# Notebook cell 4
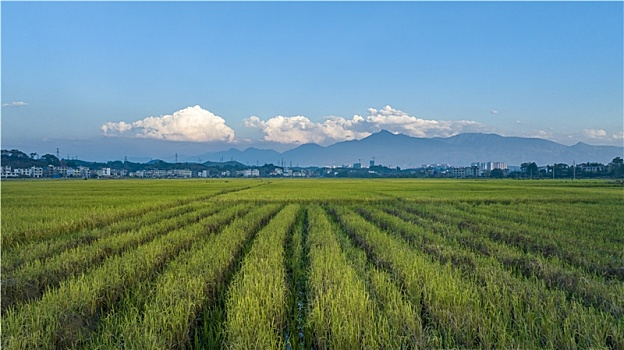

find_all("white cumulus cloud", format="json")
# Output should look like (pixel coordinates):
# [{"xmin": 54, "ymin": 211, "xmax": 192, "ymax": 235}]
[
  {"xmin": 2, "ymin": 101, "xmax": 28, "ymax": 107},
  {"xmin": 102, "ymin": 105, "xmax": 235, "ymax": 142},
  {"xmin": 245, "ymin": 105, "xmax": 489, "ymax": 144},
  {"xmin": 365, "ymin": 105, "xmax": 487, "ymax": 138},
  {"xmin": 244, "ymin": 114, "xmax": 370, "ymax": 144}
]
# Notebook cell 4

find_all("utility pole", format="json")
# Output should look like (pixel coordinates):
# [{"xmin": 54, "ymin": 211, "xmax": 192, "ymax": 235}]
[{"xmin": 573, "ymin": 161, "xmax": 576, "ymax": 180}]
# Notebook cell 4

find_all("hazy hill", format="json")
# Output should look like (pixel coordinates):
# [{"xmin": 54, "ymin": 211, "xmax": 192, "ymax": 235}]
[{"xmin": 194, "ymin": 131, "xmax": 623, "ymax": 168}]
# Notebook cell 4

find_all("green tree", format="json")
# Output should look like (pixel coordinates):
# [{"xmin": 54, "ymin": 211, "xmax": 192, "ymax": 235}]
[
  {"xmin": 40, "ymin": 154, "xmax": 60, "ymax": 166},
  {"xmin": 490, "ymin": 168, "xmax": 505, "ymax": 178},
  {"xmin": 521, "ymin": 162, "xmax": 539, "ymax": 179},
  {"xmin": 8, "ymin": 149, "xmax": 29, "ymax": 159},
  {"xmin": 609, "ymin": 157, "xmax": 623, "ymax": 178}
]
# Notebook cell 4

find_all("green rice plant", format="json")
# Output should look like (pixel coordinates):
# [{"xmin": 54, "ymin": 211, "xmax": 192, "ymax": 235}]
[
  {"xmin": 330, "ymin": 205, "xmax": 509, "ymax": 348},
  {"xmin": 1, "ymin": 179, "xmax": 259, "ymax": 248},
  {"xmin": 1, "ymin": 210, "xmax": 232, "ymax": 349},
  {"xmin": 388, "ymin": 201, "xmax": 624, "ymax": 319},
  {"xmin": 1, "ymin": 200, "xmax": 204, "ymax": 273},
  {"xmin": 412, "ymin": 200, "xmax": 624, "ymax": 280},
  {"xmin": 465, "ymin": 202, "xmax": 624, "ymax": 280},
  {"xmin": 306, "ymin": 206, "xmax": 381, "ymax": 349},
  {"xmin": 333, "ymin": 217, "xmax": 423, "ymax": 348},
  {"xmin": 89, "ymin": 204, "xmax": 281, "ymax": 349},
  {"xmin": 2, "ymin": 178, "xmax": 622, "ymax": 349},
  {"xmin": 361, "ymin": 204, "xmax": 624, "ymax": 348},
  {"xmin": 2, "ymin": 202, "xmax": 250, "ymax": 313},
  {"xmin": 284, "ymin": 208, "xmax": 310, "ymax": 350},
  {"xmin": 224, "ymin": 204, "xmax": 300, "ymax": 349}
]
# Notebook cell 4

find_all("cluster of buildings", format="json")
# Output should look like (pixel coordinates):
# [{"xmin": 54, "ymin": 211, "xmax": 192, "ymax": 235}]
[
  {"xmin": 1, "ymin": 166, "xmax": 45, "ymax": 178},
  {"xmin": 3, "ymin": 159, "xmax": 612, "ymax": 180},
  {"xmin": 420, "ymin": 161, "xmax": 508, "ymax": 178},
  {"xmin": 1, "ymin": 164, "xmax": 310, "ymax": 179},
  {"xmin": 2, "ymin": 165, "xmax": 115, "ymax": 179}
]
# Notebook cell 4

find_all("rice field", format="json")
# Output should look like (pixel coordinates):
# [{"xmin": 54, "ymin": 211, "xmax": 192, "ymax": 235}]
[{"xmin": 1, "ymin": 179, "xmax": 623, "ymax": 349}]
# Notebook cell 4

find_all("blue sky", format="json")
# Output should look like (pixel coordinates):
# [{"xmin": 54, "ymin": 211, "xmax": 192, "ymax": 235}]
[{"xmin": 2, "ymin": 1, "xmax": 622, "ymax": 161}]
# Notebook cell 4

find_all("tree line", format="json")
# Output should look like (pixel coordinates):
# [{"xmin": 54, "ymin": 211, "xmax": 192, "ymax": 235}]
[{"xmin": 517, "ymin": 157, "xmax": 623, "ymax": 179}]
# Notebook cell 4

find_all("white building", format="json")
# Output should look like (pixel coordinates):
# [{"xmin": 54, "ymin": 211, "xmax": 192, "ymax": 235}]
[
  {"xmin": 1, "ymin": 166, "xmax": 44, "ymax": 178},
  {"xmin": 270, "ymin": 168, "xmax": 284, "ymax": 176},
  {"xmin": 241, "ymin": 169, "xmax": 260, "ymax": 177},
  {"xmin": 31, "ymin": 167, "xmax": 43, "ymax": 178},
  {"xmin": 111, "ymin": 169, "xmax": 127, "ymax": 177},
  {"xmin": 152, "ymin": 169, "xmax": 167, "ymax": 178},
  {"xmin": 473, "ymin": 162, "xmax": 507, "ymax": 171},
  {"xmin": 173, "ymin": 169, "xmax": 192, "ymax": 178},
  {"xmin": 292, "ymin": 171, "xmax": 305, "ymax": 177},
  {"xmin": 450, "ymin": 166, "xmax": 482, "ymax": 178},
  {"xmin": 581, "ymin": 165, "xmax": 604, "ymax": 173},
  {"xmin": 54, "ymin": 166, "xmax": 70, "ymax": 177},
  {"xmin": 2, "ymin": 166, "xmax": 16, "ymax": 178},
  {"xmin": 96, "ymin": 168, "xmax": 111, "ymax": 177}
]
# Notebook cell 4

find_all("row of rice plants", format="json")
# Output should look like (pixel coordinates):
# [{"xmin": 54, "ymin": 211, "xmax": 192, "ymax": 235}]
[
  {"xmin": 450, "ymin": 200, "xmax": 624, "ymax": 246},
  {"xmin": 2, "ymin": 199, "xmax": 205, "ymax": 273},
  {"xmin": 359, "ymin": 205, "xmax": 623, "ymax": 348},
  {"xmin": 330, "ymin": 205, "xmax": 508, "ymax": 348},
  {"xmin": 224, "ymin": 204, "xmax": 300, "ymax": 348},
  {"xmin": 427, "ymin": 202, "xmax": 624, "ymax": 319},
  {"xmin": 420, "ymin": 243, "xmax": 624, "ymax": 349},
  {"xmin": 85, "ymin": 203, "xmax": 282, "ymax": 349},
  {"xmin": 306, "ymin": 206, "xmax": 382, "ymax": 349},
  {"xmin": 399, "ymin": 200, "xmax": 624, "ymax": 311},
  {"xmin": 452, "ymin": 201, "xmax": 624, "ymax": 280},
  {"xmin": 1, "ymin": 205, "xmax": 244, "ymax": 349},
  {"xmin": 359, "ymin": 204, "xmax": 624, "ymax": 348},
  {"xmin": 331, "ymin": 211, "xmax": 423, "ymax": 348},
  {"xmin": 1, "ymin": 179, "xmax": 258, "ymax": 248},
  {"xmin": 284, "ymin": 208, "xmax": 309, "ymax": 349},
  {"xmin": 401, "ymin": 200, "xmax": 624, "ymax": 281},
  {"xmin": 463, "ymin": 199, "xmax": 623, "ymax": 241},
  {"xmin": 2, "ymin": 201, "xmax": 231, "ymax": 312},
  {"xmin": 2, "ymin": 196, "xmax": 178, "ymax": 248},
  {"xmin": 382, "ymin": 203, "xmax": 624, "ymax": 318}
]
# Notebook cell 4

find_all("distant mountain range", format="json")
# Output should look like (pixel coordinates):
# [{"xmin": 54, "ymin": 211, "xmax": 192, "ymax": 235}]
[{"xmin": 192, "ymin": 131, "xmax": 623, "ymax": 168}]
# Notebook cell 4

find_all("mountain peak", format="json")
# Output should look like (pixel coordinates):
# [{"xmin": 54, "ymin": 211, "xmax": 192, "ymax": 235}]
[{"xmin": 365, "ymin": 129, "xmax": 402, "ymax": 140}]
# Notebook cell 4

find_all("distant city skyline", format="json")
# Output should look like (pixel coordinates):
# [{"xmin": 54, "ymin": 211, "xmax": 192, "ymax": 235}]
[{"xmin": 2, "ymin": 1, "xmax": 622, "ymax": 162}]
